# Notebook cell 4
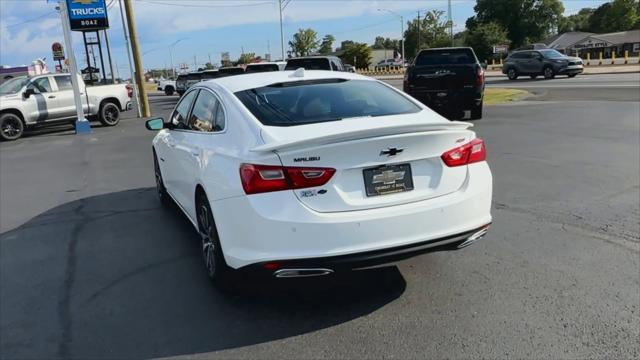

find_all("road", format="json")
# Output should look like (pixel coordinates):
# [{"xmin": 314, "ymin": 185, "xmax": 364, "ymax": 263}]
[{"xmin": 1, "ymin": 75, "xmax": 638, "ymax": 359}]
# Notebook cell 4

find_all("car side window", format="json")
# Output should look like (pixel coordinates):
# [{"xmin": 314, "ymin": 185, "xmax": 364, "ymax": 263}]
[
  {"xmin": 171, "ymin": 90, "xmax": 198, "ymax": 129},
  {"xmin": 27, "ymin": 77, "xmax": 52, "ymax": 93},
  {"xmin": 188, "ymin": 90, "xmax": 222, "ymax": 132},
  {"xmin": 329, "ymin": 60, "xmax": 337, "ymax": 71},
  {"xmin": 53, "ymin": 76, "xmax": 73, "ymax": 91}
]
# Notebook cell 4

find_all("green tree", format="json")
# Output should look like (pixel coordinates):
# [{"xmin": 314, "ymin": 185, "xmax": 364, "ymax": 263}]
[
  {"xmin": 337, "ymin": 40, "xmax": 354, "ymax": 51},
  {"xmin": 318, "ymin": 34, "xmax": 335, "ymax": 54},
  {"xmin": 339, "ymin": 42, "xmax": 372, "ymax": 68},
  {"xmin": 464, "ymin": 22, "xmax": 509, "ymax": 61},
  {"xmin": 371, "ymin": 36, "xmax": 386, "ymax": 49},
  {"xmin": 403, "ymin": 10, "xmax": 450, "ymax": 60},
  {"xmin": 559, "ymin": 8, "xmax": 595, "ymax": 33},
  {"xmin": 237, "ymin": 52, "xmax": 256, "ymax": 65},
  {"xmin": 468, "ymin": 0, "xmax": 564, "ymax": 49},
  {"xmin": 589, "ymin": 0, "xmax": 639, "ymax": 33},
  {"xmin": 289, "ymin": 28, "xmax": 320, "ymax": 57},
  {"xmin": 203, "ymin": 62, "xmax": 215, "ymax": 70}
]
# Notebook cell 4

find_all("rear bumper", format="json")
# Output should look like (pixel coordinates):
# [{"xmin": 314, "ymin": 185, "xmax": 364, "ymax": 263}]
[
  {"xmin": 407, "ymin": 88, "xmax": 483, "ymax": 108},
  {"xmin": 211, "ymin": 162, "xmax": 493, "ymax": 270},
  {"xmin": 239, "ymin": 223, "xmax": 491, "ymax": 276}
]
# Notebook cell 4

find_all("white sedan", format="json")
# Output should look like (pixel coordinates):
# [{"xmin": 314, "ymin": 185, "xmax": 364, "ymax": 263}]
[{"xmin": 146, "ymin": 69, "xmax": 492, "ymax": 285}]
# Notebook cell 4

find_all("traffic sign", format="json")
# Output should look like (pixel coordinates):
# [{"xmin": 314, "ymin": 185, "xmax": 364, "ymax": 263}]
[{"xmin": 66, "ymin": 0, "xmax": 109, "ymax": 31}]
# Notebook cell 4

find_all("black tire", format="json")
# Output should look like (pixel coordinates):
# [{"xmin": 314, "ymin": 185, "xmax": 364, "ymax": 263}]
[
  {"xmin": 0, "ymin": 113, "xmax": 24, "ymax": 141},
  {"xmin": 164, "ymin": 86, "xmax": 175, "ymax": 96},
  {"xmin": 543, "ymin": 66, "xmax": 555, "ymax": 79},
  {"xmin": 99, "ymin": 101, "xmax": 120, "ymax": 126},
  {"xmin": 568, "ymin": 73, "xmax": 577, "ymax": 78},
  {"xmin": 530, "ymin": 75, "xmax": 538, "ymax": 79},
  {"xmin": 507, "ymin": 67, "xmax": 518, "ymax": 80},
  {"xmin": 153, "ymin": 151, "xmax": 171, "ymax": 206},
  {"xmin": 196, "ymin": 192, "xmax": 232, "ymax": 287},
  {"xmin": 470, "ymin": 101, "xmax": 483, "ymax": 120}
]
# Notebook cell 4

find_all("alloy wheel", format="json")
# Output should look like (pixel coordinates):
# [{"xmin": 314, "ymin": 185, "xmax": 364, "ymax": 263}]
[
  {"xmin": 198, "ymin": 203, "xmax": 216, "ymax": 277},
  {"xmin": 103, "ymin": 104, "xmax": 119, "ymax": 125},
  {"xmin": 1, "ymin": 117, "xmax": 22, "ymax": 139}
]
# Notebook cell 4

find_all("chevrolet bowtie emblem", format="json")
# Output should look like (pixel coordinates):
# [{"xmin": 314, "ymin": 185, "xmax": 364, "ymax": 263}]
[
  {"xmin": 372, "ymin": 170, "xmax": 406, "ymax": 185},
  {"xmin": 380, "ymin": 147, "xmax": 404, "ymax": 156}
]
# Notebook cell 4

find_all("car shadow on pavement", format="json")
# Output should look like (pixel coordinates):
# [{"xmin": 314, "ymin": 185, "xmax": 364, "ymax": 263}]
[{"xmin": 0, "ymin": 187, "xmax": 406, "ymax": 359}]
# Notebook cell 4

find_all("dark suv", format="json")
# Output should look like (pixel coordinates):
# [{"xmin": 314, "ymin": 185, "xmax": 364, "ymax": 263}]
[
  {"xmin": 503, "ymin": 49, "xmax": 583, "ymax": 80},
  {"xmin": 404, "ymin": 47, "xmax": 485, "ymax": 120},
  {"xmin": 285, "ymin": 56, "xmax": 345, "ymax": 71}
]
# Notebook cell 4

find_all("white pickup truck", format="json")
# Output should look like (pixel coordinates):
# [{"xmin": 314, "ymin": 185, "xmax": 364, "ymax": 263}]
[
  {"xmin": 157, "ymin": 79, "xmax": 176, "ymax": 96},
  {"xmin": 0, "ymin": 73, "xmax": 132, "ymax": 141}
]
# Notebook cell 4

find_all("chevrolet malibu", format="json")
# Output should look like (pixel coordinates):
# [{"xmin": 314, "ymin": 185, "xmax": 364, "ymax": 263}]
[{"xmin": 146, "ymin": 69, "xmax": 492, "ymax": 286}]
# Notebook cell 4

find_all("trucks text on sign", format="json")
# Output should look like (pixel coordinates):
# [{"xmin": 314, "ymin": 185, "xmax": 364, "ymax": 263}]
[{"xmin": 66, "ymin": 0, "xmax": 109, "ymax": 31}]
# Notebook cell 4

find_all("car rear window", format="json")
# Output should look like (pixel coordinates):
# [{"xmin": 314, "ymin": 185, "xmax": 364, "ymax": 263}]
[
  {"xmin": 218, "ymin": 67, "xmax": 244, "ymax": 76},
  {"xmin": 415, "ymin": 49, "xmax": 476, "ymax": 66},
  {"xmin": 245, "ymin": 64, "xmax": 280, "ymax": 73},
  {"xmin": 285, "ymin": 58, "xmax": 331, "ymax": 71},
  {"xmin": 235, "ymin": 79, "xmax": 421, "ymax": 126},
  {"xmin": 201, "ymin": 71, "xmax": 219, "ymax": 79}
]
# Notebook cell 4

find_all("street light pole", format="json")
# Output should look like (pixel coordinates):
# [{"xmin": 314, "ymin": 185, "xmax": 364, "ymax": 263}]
[
  {"xmin": 169, "ymin": 39, "xmax": 185, "ymax": 79},
  {"xmin": 58, "ymin": 0, "xmax": 91, "ymax": 134},
  {"xmin": 378, "ymin": 9, "xmax": 405, "ymax": 65},
  {"xmin": 279, "ymin": 0, "xmax": 285, "ymax": 60}
]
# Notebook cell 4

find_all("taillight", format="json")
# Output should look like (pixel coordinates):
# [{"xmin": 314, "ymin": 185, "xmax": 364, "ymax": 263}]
[
  {"xmin": 441, "ymin": 138, "xmax": 486, "ymax": 167},
  {"xmin": 476, "ymin": 66, "xmax": 485, "ymax": 86},
  {"xmin": 239, "ymin": 163, "xmax": 336, "ymax": 195},
  {"xmin": 126, "ymin": 84, "xmax": 133, "ymax": 98}
]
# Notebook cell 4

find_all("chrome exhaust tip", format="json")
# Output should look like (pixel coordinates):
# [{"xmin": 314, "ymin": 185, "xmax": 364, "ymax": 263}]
[
  {"xmin": 457, "ymin": 226, "xmax": 490, "ymax": 249},
  {"xmin": 273, "ymin": 268, "xmax": 334, "ymax": 278}
]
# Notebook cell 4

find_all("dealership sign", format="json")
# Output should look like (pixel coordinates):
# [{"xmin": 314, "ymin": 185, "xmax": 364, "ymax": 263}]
[
  {"xmin": 66, "ymin": 0, "xmax": 109, "ymax": 31},
  {"xmin": 52, "ymin": 42, "xmax": 65, "ymax": 61}
]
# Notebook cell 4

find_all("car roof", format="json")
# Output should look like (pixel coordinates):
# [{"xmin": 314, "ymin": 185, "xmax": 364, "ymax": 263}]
[
  {"xmin": 198, "ymin": 70, "xmax": 373, "ymax": 93},
  {"xmin": 246, "ymin": 62, "xmax": 285, "ymax": 66}
]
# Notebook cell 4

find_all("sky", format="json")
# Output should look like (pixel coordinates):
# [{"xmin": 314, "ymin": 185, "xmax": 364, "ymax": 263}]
[{"xmin": 1, "ymin": 0, "xmax": 611, "ymax": 78}]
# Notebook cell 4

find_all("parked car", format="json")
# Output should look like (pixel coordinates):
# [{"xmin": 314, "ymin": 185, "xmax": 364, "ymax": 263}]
[
  {"xmin": 0, "ymin": 73, "xmax": 132, "ymax": 141},
  {"xmin": 245, "ymin": 62, "xmax": 286, "ymax": 73},
  {"xmin": 145, "ymin": 70, "xmax": 492, "ymax": 287},
  {"xmin": 403, "ymin": 47, "xmax": 485, "ymax": 120},
  {"xmin": 285, "ymin": 56, "xmax": 345, "ymax": 71},
  {"xmin": 157, "ymin": 78, "xmax": 176, "ymax": 96},
  {"xmin": 175, "ymin": 74, "xmax": 188, "ymax": 96},
  {"xmin": 343, "ymin": 64, "xmax": 356, "ymax": 73},
  {"xmin": 185, "ymin": 72, "xmax": 202, "ymax": 89},
  {"xmin": 503, "ymin": 49, "xmax": 584, "ymax": 80},
  {"xmin": 375, "ymin": 58, "xmax": 403, "ymax": 70},
  {"xmin": 217, "ymin": 67, "xmax": 245, "ymax": 77}
]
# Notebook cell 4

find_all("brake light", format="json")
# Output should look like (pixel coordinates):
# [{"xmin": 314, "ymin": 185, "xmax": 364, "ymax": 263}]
[
  {"xmin": 441, "ymin": 138, "xmax": 486, "ymax": 167},
  {"xmin": 476, "ymin": 66, "xmax": 485, "ymax": 86},
  {"xmin": 240, "ymin": 163, "xmax": 336, "ymax": 195},
  {"xmin": 125, "ymin": 84, "xmax": 133, "ymax": 98}
]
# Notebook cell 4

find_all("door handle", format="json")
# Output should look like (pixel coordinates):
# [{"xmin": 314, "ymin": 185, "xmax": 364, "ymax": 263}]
[
  {"xmin": 48, "ymin": 95, "xmax": 56, "ymax": 99},
  {"xmin": 190, "ymin": 150, "xmax": 200, "ymax": 157}
]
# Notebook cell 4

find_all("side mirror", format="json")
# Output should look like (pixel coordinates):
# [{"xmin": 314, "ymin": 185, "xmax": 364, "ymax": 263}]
[
  {"xmin": 23, "ymin": 88, "xmax": 36, "ymax": 99},
  {"xmin": 145, "ymin": 117, "xmax": 168, "ymax": 130},
  {"xmin": 480, "ymin": 62, "xmax": 488, "ymax": 69}
]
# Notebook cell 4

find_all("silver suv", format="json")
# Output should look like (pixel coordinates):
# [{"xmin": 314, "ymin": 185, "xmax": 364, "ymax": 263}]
[{"xmin": 503, "ymin": 49, "xmax": 583, "ymax": 80}]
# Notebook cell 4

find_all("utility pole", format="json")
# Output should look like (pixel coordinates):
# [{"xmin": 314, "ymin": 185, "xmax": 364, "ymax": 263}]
[
  {"xmin": 448, "ymin": 0, "xmax": 454, "ymax": 47},
  {"xmin": 119, "ymin": 0, "xmax": 142, "ymax": 117},
  {"xmin": 193, "ymin": 55, "xmax": 197, "ymax": 70},
  {"xmin": 103, "ymin": 29, "xmax": 116, "ymax": 83},
  {"xmin": 58, "ymin": 0, "xmax": 91, "ymax": 134},
  {"xmin": 279, "ymin": 0, "xmax": 285, "ymax": 60},
  {"xmin": 123, "ymin": 0, "xmax": 150, "ymax": 117},
  {"xmin": 416, "ymin": 11, "xmax": 421, "ymax": 51}
]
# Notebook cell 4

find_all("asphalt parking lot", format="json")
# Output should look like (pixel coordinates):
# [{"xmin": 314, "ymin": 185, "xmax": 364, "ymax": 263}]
[{"xmin": 1, "ymin": 74, "xmax": 638, "ymax": 359}]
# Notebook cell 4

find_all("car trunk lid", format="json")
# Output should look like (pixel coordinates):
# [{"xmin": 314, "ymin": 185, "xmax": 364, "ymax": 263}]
[{"xmin": 255, "ymin": 113, "xmax": 474, "ymax": 213}]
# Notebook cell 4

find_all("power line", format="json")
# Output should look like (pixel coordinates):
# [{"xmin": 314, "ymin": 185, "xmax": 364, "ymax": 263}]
[
  {"xmin": 137, "ymin": 0, "xmax": 273, "ymax": 8},
  {"xmin": 333, "ymin": 18, "xmax": 396, "ymax": 35},
  {"xmin": 2, "ymin": 11, "xmax": 57, "ymax": 29}
]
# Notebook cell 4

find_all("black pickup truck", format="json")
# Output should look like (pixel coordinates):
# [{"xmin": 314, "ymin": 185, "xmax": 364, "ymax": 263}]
[{"xmin": 403, "ymin": 47, "xmax": 485, "ymax": 120}]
